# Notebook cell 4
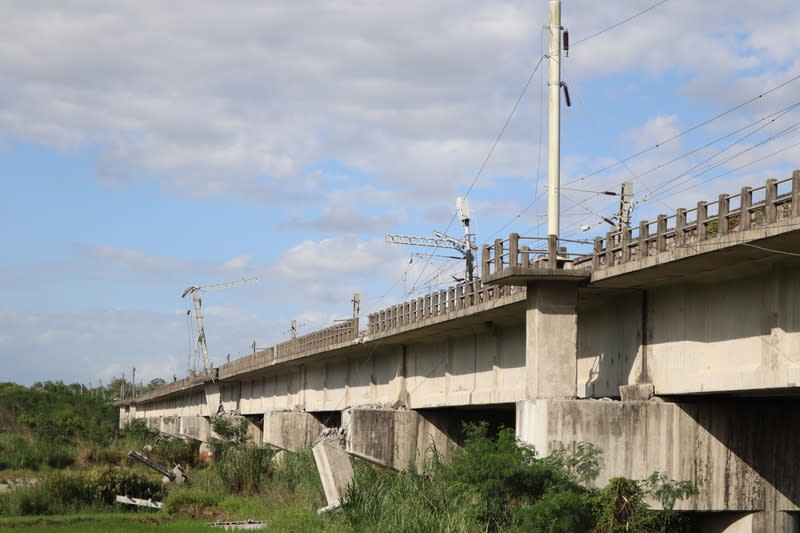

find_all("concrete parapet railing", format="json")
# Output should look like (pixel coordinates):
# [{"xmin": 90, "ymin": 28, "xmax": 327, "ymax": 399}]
[
  {"xmin": 367, "ymin": 278, "xmax": 524, "ymax": 336},
  {"xmin": 482, "ymin": 171, "xmax": 800, "ymax": 277},
  {"xmin": 217, "ymin": 348, "xmax": 275, "ymax": 380},
  {"xmin": 574, "ymin": 171, "xmax": 800, "ymax": 270},
  {"xmin": 275, "ymin": 318, "xmax": 359, "ymax": 362},
  {"xmin": 124, "ymin": 370, "xmax": 213, "ymax": 404},
  {"xmin": 481, "ymin": 234, "xmax": 591, "ymax": 279}
]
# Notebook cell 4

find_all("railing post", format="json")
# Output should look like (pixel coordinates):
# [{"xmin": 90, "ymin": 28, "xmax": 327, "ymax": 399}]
[
  {"xmin": 592, "ymin": 236, "xmax": 602, "ymax": 269},
  {"xmin": 481, "ymin": 244, "xmax": 490, "ymax": 279},
  {"xmin": 448, "ymin": 287, "xmax": 456, "ymax": 312},
  {"xmin": 621, "ymin": 226, "xmax": 631, "ymax": 262},
  {"xmin": 696, "ymin": 201, "xmax": 708, "ymax": 240},
  {"xmin": 509, "ymin": 233, "xmax": 519, "ymax": 268},
  {"xmin": 638, "ymin": 221, "xmax": 649, "ymax": 258},
  {"xmin": 793, "ymin": 170, "xmax": 800, "ymax": 219},
  {"xmin": 520, "ymin": 246, "xmax": 531, "ymax": 267},
  {"xmin": 424, "ymin": 294, "xmax": 431, "ymax": 319},
  {"xmin": 439, "ymin": 289, "xmax": 447, "ymax": 314},
  {"xmin": 718, "ymin": 194, "xmax": 729, "ymax": 235},
  {"xmin": 547, "ymin": 234, "xmax": 558, "ymax": 268},
  {"xmin": 740, "ymin": 187, "xmax": 752, "ymax": 230},
  {"xmin": 675, "ymin": 209, "xmax": 686, "ymax": 247},
  {"xmin": 605, "ymin": 231, "xmax": 615, "ymax": 266},
  {"xmin": 766, "ymin": 178, "xmax": 778, "ymax": 223},
  {"xmin": 656, "ymin": 215, "xmax": 667, "ymax": 251},
  {"xmin": 493, "ymin": 239, "xmax": 504, "ymax": 274}
]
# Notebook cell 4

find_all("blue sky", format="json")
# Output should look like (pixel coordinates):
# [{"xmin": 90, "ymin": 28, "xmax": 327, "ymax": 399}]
[{"xmin": 2, "ymin": 0, "xmax": 800, "ymax": 386}]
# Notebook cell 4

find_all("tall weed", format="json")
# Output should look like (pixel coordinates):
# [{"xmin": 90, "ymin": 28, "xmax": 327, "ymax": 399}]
[{"xmin": 214, "ymin": 445, "xmax": 275, "ymax": 495}]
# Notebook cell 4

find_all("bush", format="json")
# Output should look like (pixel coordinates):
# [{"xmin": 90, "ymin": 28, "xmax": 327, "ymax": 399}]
[
  {"xmin": 118, "ymin": 418, "xmax": 157, "ymax": 448},
  {"xmin": 215, "ymin": 445, "xmax": 275, "ymax": 495},
  {"xmin": 341, "ymin": 422, "xmax": 697, "ymax": 533},
  {"xmin": 209, "ymin": 414, "xmax": 251, "ymax": 446},
  {"xmin": 443, "ymin": 422, "xmax": 580, "ymax": 528},
  {"xmin": 149, "ymin": 437, "xmax": 202, "ymax": 470},
  {"xmin": 342, "ymin": 460, "xmax": 477, "ymax": 533}
]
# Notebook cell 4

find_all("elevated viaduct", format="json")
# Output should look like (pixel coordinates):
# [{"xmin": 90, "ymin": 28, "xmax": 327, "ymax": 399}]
[{"xmin": 122, "ymin": 172, "xmax": 800, "ymax": 532}]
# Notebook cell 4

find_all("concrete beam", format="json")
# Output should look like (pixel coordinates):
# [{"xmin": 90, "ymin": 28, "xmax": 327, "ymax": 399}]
[
  {"xmin": 263, "ymin": 411, "xmax": 326, "ymax": 451},
  {"xmin": 344, "ymin": 408, "xmax": 457, "ymax": 470}
]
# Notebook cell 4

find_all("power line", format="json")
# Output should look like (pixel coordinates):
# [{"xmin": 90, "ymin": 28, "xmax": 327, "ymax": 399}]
[
  {"xmin": 742, "ymin": 243, "xmax": 800, "ymax": 257},
  {"xmin": 565, "ymin": 71, "xmax": 800, "ymax": 186},
  {"xmin": 646, "ymin": 119, "xmax": 800, "ymax": 203},
  {"xmin": 571, "ymin": 0, "xmax": 671, "ymax": 48},
  {"xmin": 632, "ymin": 101, "xmax": 800, "ymax": 195},
  {"xmin": 408, "ymin": 55, "xmax": 546, "ymax": 293},
  {"xmin": 646, "ymin": 137, "xmax": 800, "ymax": 203}
]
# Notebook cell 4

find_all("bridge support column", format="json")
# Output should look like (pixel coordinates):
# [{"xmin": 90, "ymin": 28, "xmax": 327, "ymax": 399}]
[
  {"xmin": 263, "ymin": 411, "xmax": 326, "ymax": 451},
  {"xmin": 524, "ymin": 280, "xmax": 579, "ymax": 400},
  {"xmin": 518, "ymin": 280, "xmax": 580, "ymax": 455},
  {"xmin": 344, "ymin": 408, "xmax": 457, "ymax": 470}
]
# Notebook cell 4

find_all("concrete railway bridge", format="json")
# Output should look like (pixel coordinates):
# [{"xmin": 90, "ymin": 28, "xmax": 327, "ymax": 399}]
[{"xmin": 122, "ymin": 173, "xmax": 800, "ymax": 531}]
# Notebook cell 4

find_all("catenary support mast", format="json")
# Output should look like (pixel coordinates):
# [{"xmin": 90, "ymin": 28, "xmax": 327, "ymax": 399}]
[{"xmin": 547, "ymin": 0, "xmax": 562, "ymax": 237}]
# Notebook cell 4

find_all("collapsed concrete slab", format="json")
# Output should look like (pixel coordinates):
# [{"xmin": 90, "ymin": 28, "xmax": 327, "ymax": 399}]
[{"xmin": 312, "ymin": 438, "xmax": 354, "ymax": 509}]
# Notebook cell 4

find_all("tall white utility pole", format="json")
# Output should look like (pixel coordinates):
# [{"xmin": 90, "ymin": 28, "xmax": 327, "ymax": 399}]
[{"xmin": 547, "ymin": 0, "xmax": 563, "ymax": 238}]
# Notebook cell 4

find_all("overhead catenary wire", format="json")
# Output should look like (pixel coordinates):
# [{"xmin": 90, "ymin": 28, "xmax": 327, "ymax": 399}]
[
  {"xmin": 644, "ymin": 119, "xmax": 800, "ymax": 204},
  {"xmin": 570, "ymin": 0, "xmax": 671, "ymax": 48},
  {"xmin": 407, "ymin": 54, "xmax": 547, "ymax": 294},
  {"xmin": 626, "ymin": 101, "xmax": 800, "ymax": 196},
  {"xmin": 564, "ymin": 71, "xmax": 800, "ymax": 186}
]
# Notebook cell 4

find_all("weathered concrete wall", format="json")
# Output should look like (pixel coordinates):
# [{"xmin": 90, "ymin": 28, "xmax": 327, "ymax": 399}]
[
  {"xmin": 405, "ymin": 323, "xmax": 526, "ymax": 409},
  {"xmin": 577, "ymin": 290, "xmax": 643, "ymax": 398},
  {"xmin": 345, "ymin": 408, "xmax": 458, "ymax": 470},
  {"xmin": 231, "ymin": 324, "xmax": 526, "ymax": 416},
  {"xmin": 647, "ymin": 263, "xmax": 800, "ymax": 395},
  {"xmin": 576, "ymin": 261, "xmax": 800, "ymax": 398},
  {"xmin": 263, "ymin": 411, "xmax": 326, "ymax": 451},
  {"xmin": 519, "ymin": 398, "xmax": 800, "ymax": 513},
  {"xmin": 179, "ymin": 415, "xmax": 210, "ymax": 441}
]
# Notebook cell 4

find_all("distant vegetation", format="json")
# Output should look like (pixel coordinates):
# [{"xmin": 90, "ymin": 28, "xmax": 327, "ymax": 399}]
[{"xmin": 0, "ymin": 382, "xmax": 697, "ymax": 531}]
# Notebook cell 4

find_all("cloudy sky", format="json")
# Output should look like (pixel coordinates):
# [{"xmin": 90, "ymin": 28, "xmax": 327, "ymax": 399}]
[{"xmin": 2, "ymin": 0, "xmax": 799, "ymax": 386}]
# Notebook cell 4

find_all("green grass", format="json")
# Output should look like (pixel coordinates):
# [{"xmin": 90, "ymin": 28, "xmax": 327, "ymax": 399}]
[{"xmin": 0, "ymin": 513, "xmax": 204, "ymax": 531}]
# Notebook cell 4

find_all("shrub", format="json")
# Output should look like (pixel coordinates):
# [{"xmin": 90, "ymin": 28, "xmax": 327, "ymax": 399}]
[
  {"xmin": 590, "ymin": 473, "xmax": 699, "ymax": 533},
  {"xmin": 443, "ymin": 422, "xmax": 575, "ymax": 528},
  {"xmin": 209, "ymin": 414, "xmax": 251, "ymax": 446},
  {"xmin": 118, "ymin": 418, "xmax": 157, "ymax": 448},
  {"xmin": 342, "ymin": 460, "xmax": 477, "ymax": 533},
  {"xmin": 0, "ymin": 467, "xmax": 167, "ymax": 516},
  {"xmin": 214, "ymin": 445, "xmax": 275, "ymax": 495},
  {"xmin": 149, "ymin": 437, "xmax": 202, "ymax": 470}
]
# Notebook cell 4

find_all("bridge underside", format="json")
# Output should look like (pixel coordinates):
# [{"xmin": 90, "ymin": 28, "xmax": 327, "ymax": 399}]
[{"xmin": 122, "ymin": 174, "xmax": 800, "ymax": 531}]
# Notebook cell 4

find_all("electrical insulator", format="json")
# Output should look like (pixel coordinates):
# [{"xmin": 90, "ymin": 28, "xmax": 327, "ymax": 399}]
[
  {"xmin": 561, "ymin": 82, "xmax": 571, "ymax": 107},
  {"xmin": 563, "ymin": 29, "xmax": 569, "ymax": 56}
]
